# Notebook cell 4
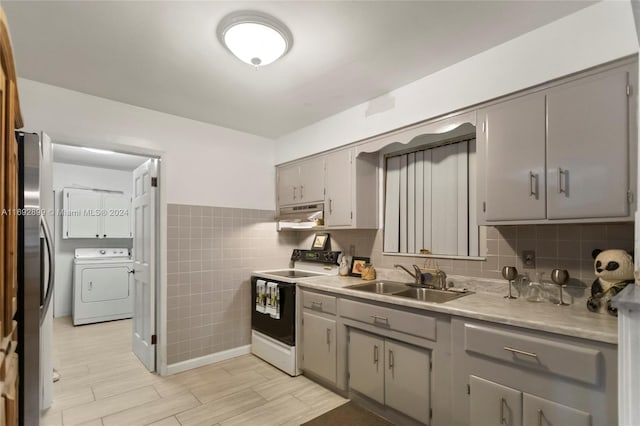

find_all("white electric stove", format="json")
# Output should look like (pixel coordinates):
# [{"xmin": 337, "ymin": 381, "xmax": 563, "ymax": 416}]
[{"xmin": 251, "ymin": 249, "xmax": 341, "ymax": 376}]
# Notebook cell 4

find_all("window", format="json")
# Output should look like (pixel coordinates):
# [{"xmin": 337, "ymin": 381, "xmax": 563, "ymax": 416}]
[{"xmin": 383, "ymin": 137, "xmax": 479, "ymax": 257}]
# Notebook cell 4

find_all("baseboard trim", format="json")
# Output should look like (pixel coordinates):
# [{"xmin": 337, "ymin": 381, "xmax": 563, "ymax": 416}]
[{"xmin": 166, "ymin": 345, "xmax": 251, "ymax": 375}]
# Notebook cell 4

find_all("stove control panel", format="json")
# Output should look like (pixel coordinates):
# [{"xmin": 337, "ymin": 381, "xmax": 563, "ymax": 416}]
[{"xmin": 291, "ymin": 249, "xmax": 341, "ymax": 265}]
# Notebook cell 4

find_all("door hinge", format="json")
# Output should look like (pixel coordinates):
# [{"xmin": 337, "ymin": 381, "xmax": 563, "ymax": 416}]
[
  {"xmin": 627, "ymin": 85, "xmax": 631, "ymax": 96},
  {"xmin": 430, "ymin": 408, "xmax": 433, "ymax": 419},
  {"xmin": 66, "ymin": 192, "xmax": 69, "ymax": 198},
  {"xmin": 347, "ymin": 334, "xmax": 350, "ymax": 343},
  {"xmin": 151, "ymin": 334, "xmax": 157, "ymax": 345},
  {"xmin": 467, "ymin": 384, "xmax": 471, "ymax": 395},
  {"xmin": 151, "ymin": 177, "xmax": 158, "ymax": 187},
  {"xmin": 482, "ymin": 201, "xmax": 486, "ymax": 212},
  {"xmin": 66, "ymin": 231, "xmax": 68, "ymax": 237},
  {"xmin": 350, "ymin": 211, "xmax": 353, "ymax": 219},
  {"xmin": 628, "ymin": 190, "xmax": 634, "ymax": 204},
  {"xmin": 429, "ymin": 360, "xmax": 432, "ymax": 371}
]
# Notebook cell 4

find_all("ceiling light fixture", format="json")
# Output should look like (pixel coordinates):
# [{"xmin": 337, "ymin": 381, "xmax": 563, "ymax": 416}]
[
  {"xmin": 217, "ymin": 11, "xmax": 293, "ymax": 68},
  {"xmin": 83, "ymin": 147, "xmax": 115, "ymax": 155}
]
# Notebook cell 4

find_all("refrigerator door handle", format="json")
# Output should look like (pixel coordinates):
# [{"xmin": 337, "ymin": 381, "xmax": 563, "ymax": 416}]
[{"xmin": 40, "ymin": 215, "xmax": 55, "ymax": 325}]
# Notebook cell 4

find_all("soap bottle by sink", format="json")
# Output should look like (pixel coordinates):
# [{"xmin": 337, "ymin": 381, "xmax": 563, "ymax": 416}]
[{"xmin": 339, "ymin": 255, "xmax": 349, "ymax": 276}]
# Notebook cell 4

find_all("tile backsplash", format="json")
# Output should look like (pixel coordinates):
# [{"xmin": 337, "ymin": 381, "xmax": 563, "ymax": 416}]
[
  {"xmin": 166, "ymin": 210, "xmax": 633, "ymax": 365},
  {"xmin": 302, "ymin": 223, "xmax": 634, "ymax": 300},
  {"xmin": 166, "ymin": 204, "xmax": 298, "ymax": 364}
]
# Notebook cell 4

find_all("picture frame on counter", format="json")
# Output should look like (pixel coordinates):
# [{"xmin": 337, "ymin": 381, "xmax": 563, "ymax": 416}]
[
  {"xmin": 311, "ymin": 233, "xmax": 330, "ymax": 251},
  {"xmin": 350, "ymin": 256, "xmax": 370, "ymax": 277}
]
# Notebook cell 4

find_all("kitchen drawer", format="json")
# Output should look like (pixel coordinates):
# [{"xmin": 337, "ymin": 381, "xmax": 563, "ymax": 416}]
[
  {"xmin": 302, "ymin": 291, "xmax": 337, "ymax": 315},
  {"xmin": 339, "ymin": 298, "xmax": 436, "ymax": 341},
  {"xmin": 464, "ymin": 323, "xmax": 601, "ymax": 385}
]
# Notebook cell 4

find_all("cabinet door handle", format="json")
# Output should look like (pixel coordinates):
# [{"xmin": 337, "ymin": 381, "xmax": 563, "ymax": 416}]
[
  {"xmin": 373, "ymin": 345, "xmax": 379, "ymax": 364},
  {"xmin": 537, "ymin": 409, "xmax": 543, "ymax": 426},
  {"xmin": 310, "ymin": 301, "xmax": 323, "ymax": 310},
  {"xmin": 300, "ymin": 185, "xmax": 304, "ymax": 199},
  {"xmin": 557, "ymin": 167, "xmax": 567, "ymax": 194},
  {"xmin": 500, "ymin": 398, "xmax": 506, "ymax": 425},
  {"xmin": 388, "ymin": 349, "xmax": 394, "ymax": 369},
  {"xmin": 329, "ymin": 198, "xmax": 333, "ymax": 214},
  {"xmin": 326, "ymin": 328, "xmax": 331, "ymax": 346},
  {"xmin": 529, "ymin": 171, "xmax": 537, "ymax": 197},
  {"xmin": 504, "ymin": 346, "xmax": 537, "ymax": 358},
  {"xmin": 293, "ymin": 186, "xmax": 297, "ymax": 200}
]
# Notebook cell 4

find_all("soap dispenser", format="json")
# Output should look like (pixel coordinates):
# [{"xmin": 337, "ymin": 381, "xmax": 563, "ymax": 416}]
[{"xmin": 339, "ymin": 254, "xmax": 350, "ymax": 276}]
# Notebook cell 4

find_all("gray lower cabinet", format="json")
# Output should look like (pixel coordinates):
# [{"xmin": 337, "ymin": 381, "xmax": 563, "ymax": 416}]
[
  {"xmin": 301, "ymin": 311, "xmax": 337, "ymax": 385},
  {"xmin": 348, "ymin": 328, "xmax": 431, "ymax": 424},
  {"xmin": 470, "ymin": 376, "xmax": 522, "ymax": 426},
  {"xmin": 453, "ymin": 318, "xmax": 616, "ymax": 425},
  {"xmin": 522, "ymin": 393, "xmax": 590, "ymax": 426},
  {"xmin": 470, "ymin": 375, "xmax": 591, "ymax": 426}
]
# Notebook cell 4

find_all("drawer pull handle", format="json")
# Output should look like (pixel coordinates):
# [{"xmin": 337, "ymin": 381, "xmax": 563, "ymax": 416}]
[
  {"xmin": 326, "ymin": 328, "xmax": 331, "ymax": 346},
  {"xmin": 310, "ymin": 301, "xmax": 323, "ymax": 309},
  {"xmin": 500, "ymin": 398, "xmax": 506, "ymax": 424},
  {"xmin": 370, "ymin": 315, "xmax": 388, "ymax": 324},
  {"xmin": 537, "ymin": 409, "xmax": 543, "ymax": 426},
  {"xmin": 504, "ymin": 346, "xmax": 537, "ymax": 358}
]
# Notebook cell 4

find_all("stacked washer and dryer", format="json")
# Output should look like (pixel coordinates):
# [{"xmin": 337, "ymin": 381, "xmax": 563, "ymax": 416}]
[{"xmin": 72, "ymin": 248, "xmax": 134, "ymax": 326}]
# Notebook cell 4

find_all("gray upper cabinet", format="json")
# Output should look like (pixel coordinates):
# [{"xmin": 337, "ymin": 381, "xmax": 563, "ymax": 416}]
[
  {"xmin": 324, "ymin": 148, "xmax": 378, "ymax": 229},
  {"xmin": 478, "ymin": 93, "xmax": 546, "ymax": 222},
  {"xmin": 477, "ymin": 60, "xmax": 636, "ymax": 225},
  {"xmin": 547, "ymin": 68, "xmax": 630, "ymax": 220},
  {"xmin": 277, "ymin": 157, "xmax": 325, "ymax": 206},
  {"xmin": 325, "ymin": 148, "xmax": 353, "ymax": 227}
]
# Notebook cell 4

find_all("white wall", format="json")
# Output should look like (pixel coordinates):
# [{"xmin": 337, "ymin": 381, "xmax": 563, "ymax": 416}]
[
  {"xmin": 275, "ymin": 1, "xmax": 639, "ymax": 163},
  {"xmin": 52, "ymin": 162, "xmax": 133, "ymax": 317},
  {"xmin": 18, "ymin": 79, "xmax": 276, "ymax": 210}
]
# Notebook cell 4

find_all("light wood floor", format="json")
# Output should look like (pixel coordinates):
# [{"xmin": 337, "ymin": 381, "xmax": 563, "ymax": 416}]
[{"xmin": 41, "ymin": 317, "xmax": 347, "ymax": 426}]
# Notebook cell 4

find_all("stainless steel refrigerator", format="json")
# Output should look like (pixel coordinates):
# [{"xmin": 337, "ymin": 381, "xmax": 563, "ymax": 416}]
[{"xmin": 17, "ymin": 131, "xmax": 54, "ymax": 425}]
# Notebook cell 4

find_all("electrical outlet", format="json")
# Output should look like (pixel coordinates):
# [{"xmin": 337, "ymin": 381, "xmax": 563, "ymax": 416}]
[
  {"xmin": 522, "ymin": 250, "xmax": 536, "ymax": 269},
  {"xmin": 349, "ymin": 245, "xmax": 356, "ymax": 256}
]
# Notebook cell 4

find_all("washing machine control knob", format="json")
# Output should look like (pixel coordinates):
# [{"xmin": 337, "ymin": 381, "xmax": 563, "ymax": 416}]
[{"xmin": 99, "ymin": 249, "xmax": 106, "ymax": 255}]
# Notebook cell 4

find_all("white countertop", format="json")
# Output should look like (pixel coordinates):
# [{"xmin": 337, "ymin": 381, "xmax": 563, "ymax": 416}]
[{"xmin": 296, "ymin": 275, "xmax": 619, "ymax": 344}]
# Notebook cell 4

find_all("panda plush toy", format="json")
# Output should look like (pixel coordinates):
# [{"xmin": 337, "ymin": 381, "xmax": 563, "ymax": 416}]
[{"xmin": 586, "ymin": 249, "xmax": 635, "ymax": 316}]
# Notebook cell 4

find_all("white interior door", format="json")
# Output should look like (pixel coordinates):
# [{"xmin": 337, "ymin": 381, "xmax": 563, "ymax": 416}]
[{"xmin": 132, "ymin": 159, "xmax": 157, "ymax": 371}]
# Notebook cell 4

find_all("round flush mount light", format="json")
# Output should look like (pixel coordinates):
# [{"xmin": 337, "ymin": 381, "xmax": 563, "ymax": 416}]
[{"xmin": 217, "ymin": 11, "xmax": 293, "ymax": 67}]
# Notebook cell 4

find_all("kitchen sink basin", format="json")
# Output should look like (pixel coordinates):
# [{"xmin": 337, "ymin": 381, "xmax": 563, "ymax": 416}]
[
  {"xmin": 346, "ymin": 281, "xmax": 411, "ymax": 294},
  {"xmin": 346, "ymin": 281, "xmax": 473, "ymax": 304},
  {"xmin": 393, "ymin": 287, "xmax": 471, "ymax": 303}
]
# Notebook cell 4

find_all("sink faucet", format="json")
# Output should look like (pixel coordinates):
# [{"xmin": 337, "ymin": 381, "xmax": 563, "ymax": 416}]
[{"xmin": 394, "ymin": 264, "xmax": 421, "ymax": 286}]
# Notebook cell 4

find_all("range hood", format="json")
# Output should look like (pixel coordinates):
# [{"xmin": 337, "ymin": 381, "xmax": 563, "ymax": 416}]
[{"xmin": 276, "ymin": 202, "xmax": 324, "ymax": 224}]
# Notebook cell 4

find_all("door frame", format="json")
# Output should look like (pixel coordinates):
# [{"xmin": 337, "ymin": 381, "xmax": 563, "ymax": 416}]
[{"xmin": 52, "ymin": 141, "xmax": 169, "ymax": 375}]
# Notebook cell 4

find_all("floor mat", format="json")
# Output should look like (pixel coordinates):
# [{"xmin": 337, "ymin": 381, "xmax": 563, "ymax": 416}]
[{"xmin": 301, "ymin": 401, "xmax": 395, "ymax": 426}]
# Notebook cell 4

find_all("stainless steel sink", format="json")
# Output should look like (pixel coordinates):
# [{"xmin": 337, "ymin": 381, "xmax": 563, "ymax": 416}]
[
  {"xmin": 393, "ymin": 287, "xmax": 471, "ymax": 303},
  {"xmin": 346, "ymin": 281, "xmax": 473, "ymax": 304},
  {"xmin": 346, "ymin": 281, "xmax": 411, "ymax": 294}
]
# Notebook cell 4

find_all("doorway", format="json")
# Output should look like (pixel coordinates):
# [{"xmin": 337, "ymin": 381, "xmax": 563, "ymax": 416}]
[{"xmin": 50, "ymin": 143, "xmax": 162, "ymax": 376}]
